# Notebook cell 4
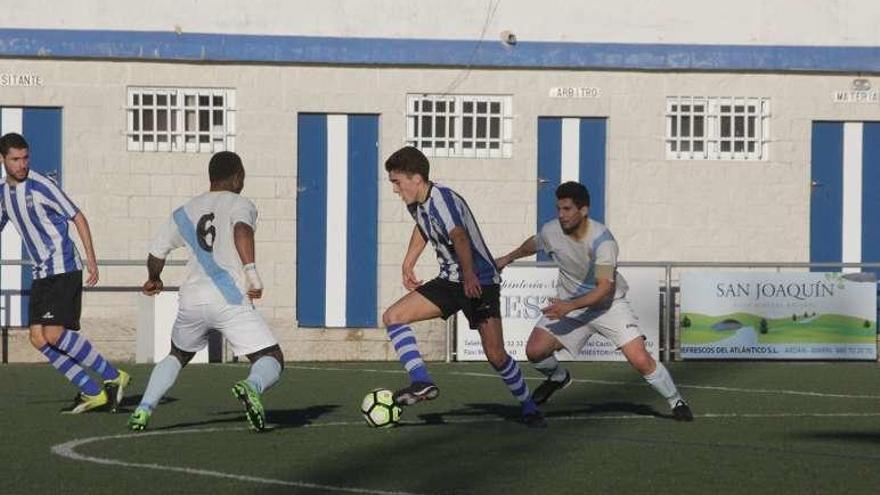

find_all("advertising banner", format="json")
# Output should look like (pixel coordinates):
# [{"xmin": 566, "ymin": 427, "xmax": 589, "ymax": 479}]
[
  {"xmin": 455, "ymin": 264, "xmax": 661, "ymax": 361},
  {"xmin": 680, "ymin": 272, "xmax": 877, "ymax": 360}
]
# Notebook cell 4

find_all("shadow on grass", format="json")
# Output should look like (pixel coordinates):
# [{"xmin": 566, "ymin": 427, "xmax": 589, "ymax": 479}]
[
  {"xmin": 267, "ymin": 404, "xmax": 340, "ymax": 428},
  {"xmin": 403, "ymin": 400, "xmax": 664, "ymax": 427},
  {"xmin": 153, "ymin": 404, "xmax": 340, "ymax": 431},
  {"xmin": 110, "ymin": 394, "xmax": 178, "ymax": 414},
  {"xmin": 795, "ymin": 430, "xmax": 880, "ymax": 444}
]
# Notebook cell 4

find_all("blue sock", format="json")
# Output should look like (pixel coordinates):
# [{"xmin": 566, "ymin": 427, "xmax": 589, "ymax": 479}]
[
  {"xmin": 387, "ymin": 324, "xmax": 432, "ymax": 383},
  {"xmin": 55, "ymin": 329, "xmax": 119, "ymax": 381},
  {"xmin": 40, "ymin": 344, "xmax": 102, "ymax": 396},
  {"xmin": 494, "ymin": 355, "xmax": 537, "ymax": 415},
  {"xmin": 138, "ymin": 355, "xmax": 182, "ymax": 413},
  {"xmin": 245, "ymin": 356, "xmax": 282, "ymax": 393}
]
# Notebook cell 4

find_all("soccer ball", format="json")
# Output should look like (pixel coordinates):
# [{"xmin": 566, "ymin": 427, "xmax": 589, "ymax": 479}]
[{"xmin": 361, "ymin": 388, "xmax": 402, "ymax": 428}]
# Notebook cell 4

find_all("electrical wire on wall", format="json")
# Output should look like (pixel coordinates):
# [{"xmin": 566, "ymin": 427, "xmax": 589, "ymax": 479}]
[{"xmin": 437, "ymin": 0, "xmax": 502, "ymax": 98}]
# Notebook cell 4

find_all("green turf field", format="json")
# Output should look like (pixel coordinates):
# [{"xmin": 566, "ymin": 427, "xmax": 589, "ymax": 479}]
[{"xmin": 2, "ymin": 361, "xmax": 880, "ymax": 494}]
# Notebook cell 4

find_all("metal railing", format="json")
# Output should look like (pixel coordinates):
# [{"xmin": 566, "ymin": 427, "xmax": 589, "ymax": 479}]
[
  {"xmin": 483, "ymin": 260, "xmax": 880, "ymax": 363},
  {"xmin": 2, "ymin": 258, "xmax": 878, "ymax": 364},
  {"xmin": 0, "ymin": 259, "xmax": 186, "ymax": 363}
]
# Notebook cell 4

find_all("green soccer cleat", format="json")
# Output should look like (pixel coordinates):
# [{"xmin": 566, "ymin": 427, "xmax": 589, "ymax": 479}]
[
  {"xmin": 232, "ymin": 380, "xmax": 266, "ymax": 432},
  {"xmin": 61, "ymin": 390, "xmax": 109, "ymax": 414},
  {"xmin": 128, "ymin": 408, "xmax": 151, "ymax": 431},
  {"xmin": 104, "ymin": 369, "xmax": 131, "ymax": 413}
]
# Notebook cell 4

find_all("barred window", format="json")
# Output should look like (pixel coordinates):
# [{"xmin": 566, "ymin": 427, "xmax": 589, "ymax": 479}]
[
  {"xmin": 666, "ymin": 96, "xmax": 769, "ymax": 160},
  {"xmin": 127, "ymin": 87, "xmax": 236, "ymax": 152},
  {"xmin": 406, "ymin": 94, "xmax": 512, "ymax": 158}
]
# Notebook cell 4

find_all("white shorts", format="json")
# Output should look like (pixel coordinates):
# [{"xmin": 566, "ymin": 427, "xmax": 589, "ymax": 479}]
[
  {"xmin": 171, "ymin": 302, "xmax": 278, "ymax": 357},
  {"xmin": 536, "ymin": 298, "xmax": 643, "ymax": 352}
]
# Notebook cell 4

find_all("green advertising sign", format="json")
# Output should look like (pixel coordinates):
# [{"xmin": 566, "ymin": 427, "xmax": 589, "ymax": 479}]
[{"xmin": 680, "ymin": 272, "xmax": 877, "ymax": 360}]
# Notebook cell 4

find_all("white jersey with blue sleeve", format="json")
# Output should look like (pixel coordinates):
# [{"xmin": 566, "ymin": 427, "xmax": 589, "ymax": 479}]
[
  {"xmin": 149, "ymin": 191, "xmax": 257, "ymax": 307},
  {"xmin": 536, "ymin": 217, "xmax": 629, "ymax": 303}
]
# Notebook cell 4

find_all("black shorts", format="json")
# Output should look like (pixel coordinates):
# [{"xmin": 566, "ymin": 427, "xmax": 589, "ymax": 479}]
[
  {"xmin": 416, "ymin": 277, "xmax": 501, "ymax": 330},
  {"xmin": 29, "ymin": 270, "xmax": 83, "ymax": 330}
]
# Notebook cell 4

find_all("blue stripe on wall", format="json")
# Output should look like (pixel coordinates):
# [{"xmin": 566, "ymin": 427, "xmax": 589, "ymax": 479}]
[
  {"xmin": 345, "ymin": 115, "xmax": 378, "ymax": 327},
  {"xmin": 296, "ymin": 114, "xmax": 328, "ymax": 327},
  {"xmin": 537, "ymin": 118, "xmax": 562, "ymax": 262},
  {"xmin": 579, "ymin": 118, "xmax": 606, "ymax": 223},
  {"xmin": 21, "ymin": 108, "xmax": 62, "ymax": 324},
  {"xmin": 2, "ymin": 29, "xmax": 880, "ymax": 73},
  {"xmin": 809, "ymin": 122, "xmax": 844, "ymax": 271},
  {"xmin": 861, "ymin": 123, "xmax": 880, "ymax": 277}
]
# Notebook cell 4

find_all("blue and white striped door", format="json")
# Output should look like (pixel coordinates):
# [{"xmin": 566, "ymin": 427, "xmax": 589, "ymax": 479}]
[
  {"xmin": 810, "ymin": 121, "xmax": 880, "ymax": 273},
  {"xmin": 536, "ymin": 117, "xmax": 607, "ymax": 261},
  {"xmin": 296, "ymin": 114, "xmax": 378, "ymax": 327},
  {"xmin": 0, "ymin": 107, "xmax": 63, "ymax": 326}
]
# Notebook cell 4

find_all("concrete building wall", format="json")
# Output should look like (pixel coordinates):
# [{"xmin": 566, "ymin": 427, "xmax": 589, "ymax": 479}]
[
  {"xmin": 8, "ymin": 0, "xmax": 880, "ymax": 46},
  {"xmin": 2, "ymin": 56, "xmax": 878, "ymax": 362},
  {"xmin": 0, "ymin": 2, "xmax": 878, "ymax": 361}
]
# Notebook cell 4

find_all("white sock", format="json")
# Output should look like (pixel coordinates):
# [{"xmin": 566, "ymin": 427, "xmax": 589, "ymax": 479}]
[
  {"xmin": 533, "ymin": 355, "xmax": 568, "ymax": 382},
  {"xmin": 643, "ymin": 362, "xmax": 683, "ymax": 408},
  {"xmin": 138, "ymin": 355, "xmax": 183, "ymax": 412},
  {"xmin": 246, "ymin": 356, "xmax": 282, "ymax": 394}
]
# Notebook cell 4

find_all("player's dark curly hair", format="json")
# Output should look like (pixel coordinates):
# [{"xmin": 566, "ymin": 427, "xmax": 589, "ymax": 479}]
[
  {"xmin": 0, "ymin": 132, "xmax": 29, "ymax": 157},
  {"xmin": 384, "ymin": 146, "xmax": 429, "ymax": 181},
  {"xmin": 209, "ymin": 151, "xmax": 244, "ymax": 182},
  {"xmin": 556, "ymin": 181, "xmax": 590, "ymax": 208}
]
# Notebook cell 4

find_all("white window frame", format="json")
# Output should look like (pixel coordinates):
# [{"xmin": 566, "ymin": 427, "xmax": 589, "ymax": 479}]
[
  {"xmin": 126, "ymin": 87, "xmax": 236, "ymax": 152},
  {"xmin": 666, "ymin": 96, "xmax": 770, "ymax": 160},
  {"xmin": 406, "ymin": 94, "xmax": 513, "ymax": 158}
]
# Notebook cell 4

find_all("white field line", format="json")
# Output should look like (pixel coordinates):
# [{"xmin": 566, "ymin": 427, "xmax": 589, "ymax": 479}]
[
  {"xmin": 51, "ymin": 411, "xmax": 880, "ymax": 491},
  {"xmin": 285, "ymin": 365, "xmax": 880, "ymax": 400},
  {"xmin": 51, "ymin": 427, "xmax": 422, "ymax": 495}
]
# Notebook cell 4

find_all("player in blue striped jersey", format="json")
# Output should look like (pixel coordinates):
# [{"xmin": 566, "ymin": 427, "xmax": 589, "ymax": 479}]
[
  {"xmin": 0, "ymin": 132, "xmax": 129, "ymax": 414},
  {"xmin": 383, "ymin": 146, "xmax": 544, "ymax": 427}
]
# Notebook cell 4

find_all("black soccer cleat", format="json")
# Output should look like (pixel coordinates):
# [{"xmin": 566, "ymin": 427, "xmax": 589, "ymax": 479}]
[
  {"xmin": 392, "ymin": 381, "xmax": 439, "ymax": 406},
  {"xmin": 521, "ymin": 410, "xmax": 548, "ymax": 429},
  {"xmin": 532, "ymin": 370, "xmax": 572, "ymax": 405},
  {"xmin": 672, "ymin": 399, "xmax": 694, "ymax": 422}
]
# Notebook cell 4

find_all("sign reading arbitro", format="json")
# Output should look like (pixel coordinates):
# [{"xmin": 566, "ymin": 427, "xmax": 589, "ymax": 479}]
[{"xmin": 0, "ymin": 72, "xmax": 43, "ymax": 87}]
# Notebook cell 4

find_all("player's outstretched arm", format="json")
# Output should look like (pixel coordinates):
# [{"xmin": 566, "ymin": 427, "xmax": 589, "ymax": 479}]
[
  {"xmin": 449, "ymin": 226, "xmax": 481, "ymax": 298},
  {"xmin": 143, "ymin": 254, "xmax": 166, "ymax": 295},
  {"xmin": 495, "ymin": 236, "xmax": 538, "ymax": 270},
  {"xmin": 402, "ymin": 226, "xmax": 427, "ymax": 290},
  {"xmin": 72, "ymin": 211, "xmax": 99, "ymax": 286},
  {"xmin": 542, "ymin": 277, "xmax": 615, "ymax": 320},
  {"xmin": 234, "ymin": 222, "xmax": 263, "ymax": 299}
]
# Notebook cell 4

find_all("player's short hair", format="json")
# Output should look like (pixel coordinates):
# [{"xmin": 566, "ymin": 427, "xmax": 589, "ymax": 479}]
[
  {"xmin": 384, "ymin": 146, "xmax": 430, "ymax": 181},
  {"xmin": 209, "ymin": 151, "xmax": 244, "ymax": 182},
  {"xmin": 0, "ymin": 132, "xmax": 29, "ymax": 157},
  {"xmin": 556, "ymin": 181, "xmax": 590, "ymax": 208}
]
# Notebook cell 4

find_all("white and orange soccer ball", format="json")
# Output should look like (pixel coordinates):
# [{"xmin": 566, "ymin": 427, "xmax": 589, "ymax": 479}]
[{"xmin": 360, "ymin": 388, "xmax": 402, "ymax": 428}]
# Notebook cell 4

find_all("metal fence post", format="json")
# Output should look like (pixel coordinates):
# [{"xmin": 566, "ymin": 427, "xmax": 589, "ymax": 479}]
[
  {"xmin": 663, "ymin": 263, "xmax": 673, "ymax": 363},
  {"xmin": 446, "ymin": 314, "xmax": 454, "ymax": 363}
]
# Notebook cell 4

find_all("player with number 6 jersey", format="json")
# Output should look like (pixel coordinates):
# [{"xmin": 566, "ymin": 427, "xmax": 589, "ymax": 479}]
[{"xmin": 128, "ymin": 151, "xmax": 284, "ymax": 432}]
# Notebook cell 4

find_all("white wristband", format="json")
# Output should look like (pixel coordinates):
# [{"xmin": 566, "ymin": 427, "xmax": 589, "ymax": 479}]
[{"xmin": 243, "ymin": 263, "xmax": 263, "ymax": 290}]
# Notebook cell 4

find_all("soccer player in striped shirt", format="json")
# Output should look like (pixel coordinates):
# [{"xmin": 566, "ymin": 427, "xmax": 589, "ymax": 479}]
[
  {"xmin": 383, "ymin": 146, "xmax": 545, "ymax": 428},
  {"xmin": 0, "ymin": 132, "xmax": 129, "ymax": 414}
]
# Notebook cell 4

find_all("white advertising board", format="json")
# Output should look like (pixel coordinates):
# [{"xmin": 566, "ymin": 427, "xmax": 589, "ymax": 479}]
[{"xmin": 456, "ymin": 264, "xmax": 661, "ymax": 361}]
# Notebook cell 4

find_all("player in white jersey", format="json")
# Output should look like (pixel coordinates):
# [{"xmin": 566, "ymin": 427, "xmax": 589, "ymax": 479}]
[
  {"xmin": 128, "ymin": 151, "xmax": 283, "ymax": 432},
  {"xmin": 383, "ymin": 146, "xmax": 545, "ymax": 428},
  {"xmin": 0, "ymin": 132, "xmax": 130, "ymax": 414},
  {"xmin": 496, "ymin": 181, "xmax": 693, "ymax": 421}
]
